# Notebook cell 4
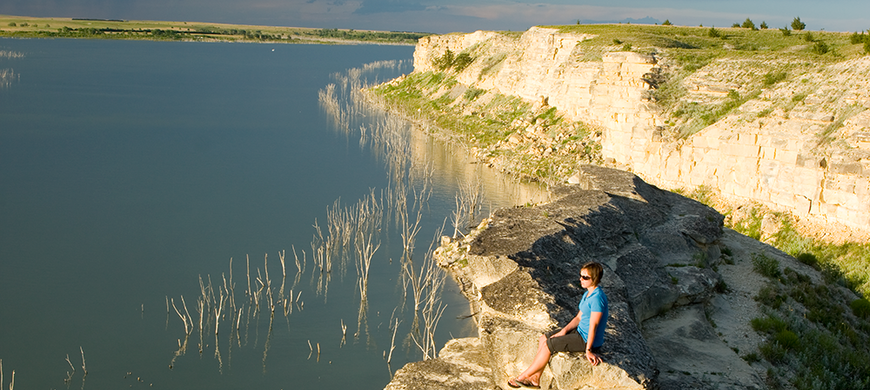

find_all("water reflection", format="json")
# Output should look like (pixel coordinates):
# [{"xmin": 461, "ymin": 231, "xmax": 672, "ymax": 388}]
[
  {"xmin": 162, "ymin": 59, "xmax": 549, "ymax": 380},
  {"xmin": 0, "ymin": 50, "xmax": 23, "ymax": 88}
]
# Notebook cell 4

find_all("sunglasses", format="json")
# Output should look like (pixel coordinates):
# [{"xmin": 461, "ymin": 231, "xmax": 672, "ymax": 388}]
[{"xmin": 580, "ymin": 275, "xmax": 592, "ymax": 281}]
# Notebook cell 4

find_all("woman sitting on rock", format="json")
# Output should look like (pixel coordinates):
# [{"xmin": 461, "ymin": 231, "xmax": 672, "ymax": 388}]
[{"xmin": 509, "ymin": 261, "xmax": 609, "ymax": 389}]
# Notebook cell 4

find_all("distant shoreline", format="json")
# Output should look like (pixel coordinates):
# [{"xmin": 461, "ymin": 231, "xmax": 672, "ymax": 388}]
[{"xmin": 0, "ymin": 14, "xmax": 426, "ymax": 45}]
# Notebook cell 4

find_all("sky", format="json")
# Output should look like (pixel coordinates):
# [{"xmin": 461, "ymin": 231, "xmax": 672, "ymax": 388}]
[{"xmin": 1, "ymin": 0, "xmax": 868, "ymax": 34}]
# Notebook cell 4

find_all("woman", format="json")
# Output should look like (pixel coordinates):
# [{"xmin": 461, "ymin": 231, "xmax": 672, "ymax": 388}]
[{"xmin": 508, "ymin": 262, "xmax": 609, "ymax": 389}]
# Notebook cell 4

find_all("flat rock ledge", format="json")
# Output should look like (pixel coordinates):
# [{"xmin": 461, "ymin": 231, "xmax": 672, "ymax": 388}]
[{"xmin": 384, "ymin": 165, "xmax": 766, "ymax": 390}]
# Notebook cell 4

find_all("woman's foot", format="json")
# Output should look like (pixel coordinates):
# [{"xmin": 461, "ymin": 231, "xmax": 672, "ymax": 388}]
[{"xmin": 508, "ymin": 377, "xmax": 540, "ymax": 389}]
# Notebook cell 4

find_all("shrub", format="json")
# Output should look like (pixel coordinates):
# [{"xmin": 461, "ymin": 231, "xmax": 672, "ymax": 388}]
[
  {"xmin": 803, "ymin": 31, "xmax": 815, "ymax": 42},
  {"xmin": 852, "ymin": 298, "xmax": 870, "ymax": 319},
  {"xmin": 763, "ymin": 71, "xmax": 788, "ymax": 85},
  {"xmin": 850, "ymin": 31, "xmax": 867, "ymax": 44},
  {"xmin": 760, "ymin": 340, "xmax": 787, "ymax": 363},
  {"xmin": 452, "ymin": 52, "xmax": 474, "ymax": 72},
  {"xmin": 433, "ymin": 49, "xmax": 455, "ymax": 70},
  {"xmin": 688, "ymin": 184, "xmax": 715, "ymax": 206},
  {"xmin": 776, "ymin": 330, "xmax": 800, "ymax": 350},
  {"xmin": 708, "ymin": 27, "xmax": 720, "ymax": 38},
  {"xmin": 662, "ymin": 19, "xmax": 672, "ymax": 26},
  {"xmin": 760, "ymin": 21, "xmax": 769, "ymax": 29},
  {"xmin": 732, "ymin": 23, "xmax": 741, "ymax": 28},
  {"xmin": 792, "ymin": 17, "xmax": 806, "ymax": 31},
  {"xmin": 433, "ymin": 49, "xmax": 474, "ymax": 72},
  {"xmin": 780, "ymin": 27, "xmax": 791, "ymax": 36},
  {"xmin": 812, "ymin": 41, "xmax": 829, "ymax": 55},
  {"xmin": 796, "ymin": 253, "xmax": 819, "ymax": 268},
  {"xmin": 7, "ymin": 22, "xmax": 16, "ymax": 27},
  {"xmin": 753, "ymin": 253, "xmax": 781, "ymax": 278},
  {"xmin": 463, "ymin": 87, "xmax": 486, "ymax": 101},
  {"xmin": 742, "ymin": 352, "xmax": 760, "ymax": 363},
  {"xmin": 727, "ymin": 89, "xmax": 740, "ymax": 101},
  {"xmin": 756, "ymin": 285, "xmax": 785, "ymax": 308},
  {"xmin": 742, "ymin": 18, "xmax": 756, "ymax": 30},
  {"xmin": 865, "ymin": 41, "xmax": 870, "ymax": 54}
]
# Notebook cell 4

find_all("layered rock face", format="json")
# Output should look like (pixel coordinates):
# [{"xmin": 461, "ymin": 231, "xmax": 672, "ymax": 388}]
[
  {"xmin": 385, "ymin": 165, "xmax": 765, "ymax": 390},
  {"xmin": 412, "ymin": 27, "xmax": 870, "ymax": 235}
]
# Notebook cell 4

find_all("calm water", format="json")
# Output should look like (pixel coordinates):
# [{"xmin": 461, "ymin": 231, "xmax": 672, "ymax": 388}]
[{"xmin": 0, "ymin": 38, "xmax": 545, "ymax": 389}]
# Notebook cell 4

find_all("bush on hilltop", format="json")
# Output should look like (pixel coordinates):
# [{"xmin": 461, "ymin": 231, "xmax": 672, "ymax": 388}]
[
  {"xmin": 708, "ymin": 27, "xmax": 720, "ymax": 38},
  {"xmin": 792, "ymin": 17, "xmax": 806, "ymax": 31}
]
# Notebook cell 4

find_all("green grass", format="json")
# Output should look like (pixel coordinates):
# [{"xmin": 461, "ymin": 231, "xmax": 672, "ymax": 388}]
[
  {"xmin": 369, "ymin": 68, "xmax": 603, "ymax": 183},
  {"xmin": 539, "ymin": 24, "xmax": 863, "ymax": 139},
  {"xmin": 751, "ymin": 265, "xmax": 870, "ymax": 389},
  {"xmin": 548, "ymin": 24, "xmax": 859, "ymax": 60},
  {"xmin": 680, "ymin": 186, "xmax": 870, "ymax": 298},
  {"xmin": 747, "ymin": 226, "xmax": 870, "ymax": 388},
  {"xmin": 370, "ymin": 71, "xmax": 523, "ymax": 147},
  {"xmin": 0, "ymin": 15, "xmax": 426, "ymax": 44}
]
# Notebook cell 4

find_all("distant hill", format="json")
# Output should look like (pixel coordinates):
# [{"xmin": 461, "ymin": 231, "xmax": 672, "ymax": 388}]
[{"xmin": 575, "ymin": 16, "xmax": 660, "ymax": 25}]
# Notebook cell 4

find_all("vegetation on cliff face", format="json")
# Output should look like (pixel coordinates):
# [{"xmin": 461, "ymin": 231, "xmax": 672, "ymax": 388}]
[{"xmin": 368, "ymin": 70, "xmax": 603, "ymax": 183}]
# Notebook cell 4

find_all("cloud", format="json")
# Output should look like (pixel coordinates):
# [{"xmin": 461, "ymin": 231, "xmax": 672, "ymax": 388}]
[{"xmin": 353, "ymin": 0, "xmax": 426, "ymax": 15}]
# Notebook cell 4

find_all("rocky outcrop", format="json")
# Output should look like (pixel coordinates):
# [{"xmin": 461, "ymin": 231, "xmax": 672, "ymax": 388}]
[
  {"xmin": 384, "ymin": 165, "xmax": 766, "ymax": 389},
  {"xmin": 411, "ymin": 27, "xmax": 870, "ymax": 236}
]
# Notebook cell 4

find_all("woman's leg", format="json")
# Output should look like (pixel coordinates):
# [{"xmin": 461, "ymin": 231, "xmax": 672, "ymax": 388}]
[{"xmin": 515, "ymin": 334, "xmax": 551, "ymax": 385}]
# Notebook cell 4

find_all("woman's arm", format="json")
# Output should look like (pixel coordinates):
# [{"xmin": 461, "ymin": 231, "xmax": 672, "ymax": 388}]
[
  {"xmin": 585, "ymin": 311, "xmax": 603, "ymax": 365},
  {"xmin": 551, "ymin": 311, "xmax": 582, "ymax": 338}
]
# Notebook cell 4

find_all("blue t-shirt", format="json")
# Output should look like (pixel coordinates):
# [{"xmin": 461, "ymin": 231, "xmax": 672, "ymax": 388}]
[{"xmin": 577, "ymin": 287, "xmax": 608, "ymax": 348}]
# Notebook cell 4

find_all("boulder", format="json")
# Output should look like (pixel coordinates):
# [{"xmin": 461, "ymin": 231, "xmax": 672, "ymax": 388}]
[
  {"xmin": 386, "ymin": 166, "xmax": 759, "ymax": 389},
  {"xmin": 385, "ymin": 338, "xmax": 493, "ymax": 390}
]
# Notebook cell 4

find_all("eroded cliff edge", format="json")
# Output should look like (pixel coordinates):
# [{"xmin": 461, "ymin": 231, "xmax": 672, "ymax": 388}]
[
  {"xmin": 406, "ymin": 26, "xmax": 870, "ymax": 236},
  {"xmin": 385, "ymin": 165, "xmax": 777, "ymax": 390}
]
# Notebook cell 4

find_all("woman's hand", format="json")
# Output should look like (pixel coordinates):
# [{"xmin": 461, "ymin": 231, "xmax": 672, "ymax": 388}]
[{"xmin": 585, "ymin": 350, "xmax": 601, "ymax": 366}]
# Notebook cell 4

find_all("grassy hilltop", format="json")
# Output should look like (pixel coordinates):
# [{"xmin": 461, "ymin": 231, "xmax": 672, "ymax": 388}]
[
  {"xmin": 550, "ymin": 23, "xmax": 869, "ymax": 138},
  {"xmin": 0, "ymin": 15, "xmax": 427, "ymax": 44}
]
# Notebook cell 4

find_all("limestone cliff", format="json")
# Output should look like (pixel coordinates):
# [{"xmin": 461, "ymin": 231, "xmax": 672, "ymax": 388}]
[
  {"xmin": 410, "ymin": 26, "xmax": 870, "ymax": 235},
  {"xmin": 385, "ymin": 165, "xmax": 766, "ymax": 390},
  {"xmin": 384, "ymin": 165, "xmax": 868, "ymax": 390}
]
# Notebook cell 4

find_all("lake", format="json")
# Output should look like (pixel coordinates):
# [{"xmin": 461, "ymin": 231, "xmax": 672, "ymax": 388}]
[{"xmin": 0, "ymin": 38, "xmax": 546, "ymax": 389}]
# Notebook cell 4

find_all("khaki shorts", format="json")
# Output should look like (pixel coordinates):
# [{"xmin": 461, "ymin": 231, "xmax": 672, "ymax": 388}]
[{"xmin": 545, "ymin": 329, "xmax": 601, "ymax": 354}]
